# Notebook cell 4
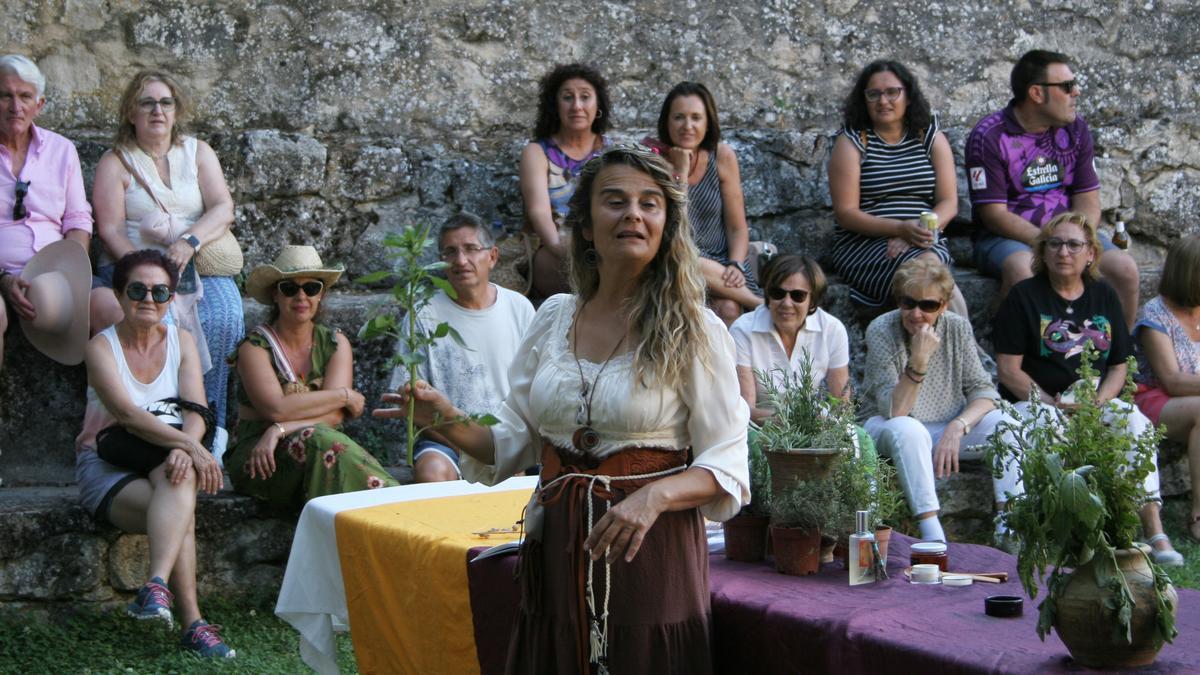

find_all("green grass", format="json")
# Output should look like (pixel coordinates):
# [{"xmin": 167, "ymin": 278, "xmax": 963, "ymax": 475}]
[
  {"xmin": 1160, "ymin": 497, "xmax": 1200, "ymax": 590},
  {"xmin": 0, "ymin": 593, "xmax": 359, "ymax": 674}
]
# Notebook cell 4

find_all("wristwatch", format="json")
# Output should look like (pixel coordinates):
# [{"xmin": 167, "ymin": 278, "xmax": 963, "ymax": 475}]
[{"xmin": 180, "ymin": 234, "xmax": 201, "ymax": 250}]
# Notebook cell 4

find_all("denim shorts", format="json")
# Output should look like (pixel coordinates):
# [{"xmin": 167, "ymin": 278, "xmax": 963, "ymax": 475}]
[
  {"xmin": 413, "ymin": 439, "xmax": 462, "ymax": 477},
  {"xmin": 974, "ymin": 232, "xmax": 1116, "ymax": 278},
  {"xmin": 92, "ymin": 263, "xmax": 115, "ymax": 290}
]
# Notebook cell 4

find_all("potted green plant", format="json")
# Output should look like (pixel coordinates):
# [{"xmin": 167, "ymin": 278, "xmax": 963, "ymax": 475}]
[
  {"xmin": 722, "ymin": 432, "xmax": 772, "ymax": 562},
  {"xmin": 828, "ymin": 447, "xmax": 903, "ymax": 564},
  {"xmin": 769, "ymin": 476, "xmax": 838, "ymax": 576},
  {"xmin": 754, "ymin": 358, "xmax": 858, "ymax": 498},
  {"xmin": 985, "ymin": 344, "xmax": 1178, "ymax": 668}
]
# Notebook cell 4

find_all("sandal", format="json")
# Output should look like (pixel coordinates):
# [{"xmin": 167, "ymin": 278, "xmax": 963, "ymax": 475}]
[{"xmin": 1146, "ymin": 533, "xmax": 1185, "ymax": 567}]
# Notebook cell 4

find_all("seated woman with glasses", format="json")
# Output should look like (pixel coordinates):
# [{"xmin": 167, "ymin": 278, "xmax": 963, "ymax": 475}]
[
  {"xmin": 861, "ymin": 257, "xmax": 1012, "ymax": 544},
  {"xmin": 75, "ymin": 249, "xmax": 233, "ymax": 657},
  {"xmin": 827, "ymin": 60, "xmax": 968, "ymax": 316},
  {"xmin": 993, "ymin": 212, "xmax": 1183, "ymax": 565},
  {"xmin": 91, "ymin": 69, "xmax": 244, "ymax": 461},
  {"xmin": 0, "ymin": 54, "xmax": 111, "ymax": 373},
  {"xmin": 226, "ymin": 245, "xmax": 396, "ymax": 507},
  {"xmin": 730, "ymin": 254, "xmax": 850, "ymax": 422}
]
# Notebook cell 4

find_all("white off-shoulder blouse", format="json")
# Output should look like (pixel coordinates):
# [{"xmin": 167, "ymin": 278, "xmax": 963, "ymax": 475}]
[{"xmin": 459, "ymin": 294, "xmax": 751, "ymax": 521}]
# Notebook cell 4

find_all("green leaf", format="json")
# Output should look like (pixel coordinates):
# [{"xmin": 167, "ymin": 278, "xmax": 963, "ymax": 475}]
[
  {"xmin": 432, "ymin": 322, "xmax": 450, "ymax": 338},
  {"xmin": 354, "ymin": 270, "xmax": 394, "ymax": 284},
  {"xmin": 429, "ymin": 276, "xmax": 455, "ymax": 296},
  {"xmin": 358, "ymin": 314, "xmax": 397, "ymax": 340},
  {"xmin": 444, "ymin": 324, "xmax": 468, "ymax": 349},
  {"xmin": 473, "ymin": 413, "xmax": 500, "ymax": 426},
  {"xmin": 1057, "ymin": 470, "xmax": 1104, "ymax": 530}
]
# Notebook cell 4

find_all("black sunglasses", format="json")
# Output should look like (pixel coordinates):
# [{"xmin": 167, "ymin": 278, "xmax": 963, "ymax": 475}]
[
  {"xmin": 278, "ymin": 280, "xmax": 324, "ymax": 297},
  {"xmin": 766, "ymin": 287, "xmax": 809, "ymax": 303},
  {"xmin": 898, "ymin": 296, "xmax": 944, "ymax": 313},
  {"xmin": 13, "ymin": 180, "xmax": 30, "ymax": 220},
  {"xmin": 125, "ymin": 282, "xmax": 173, "ymax": 304},
  {"xmin": 1036, "ymin": 80, "xmax": 1079, "ymax": 94}
]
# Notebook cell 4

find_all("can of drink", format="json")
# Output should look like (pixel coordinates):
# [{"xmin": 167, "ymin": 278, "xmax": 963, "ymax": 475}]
[{"xmin": 920, "ymin": 211, "xmax": 939, "ymax": 244}]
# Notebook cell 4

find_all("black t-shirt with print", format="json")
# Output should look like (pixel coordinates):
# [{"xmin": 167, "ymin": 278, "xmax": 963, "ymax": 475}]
[{"xmin": 992, "ymin": 274, "xmax": 1132, "ymax": 401}]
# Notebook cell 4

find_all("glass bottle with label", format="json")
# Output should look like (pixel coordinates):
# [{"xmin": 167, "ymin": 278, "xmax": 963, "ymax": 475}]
[
  {"xmin": 1112, "ymin": 220, "xmax": 1129, "ymax": 250},
  {"xmin": 848, "ymin": 510, "xmax": 876, "ymax": 586}
]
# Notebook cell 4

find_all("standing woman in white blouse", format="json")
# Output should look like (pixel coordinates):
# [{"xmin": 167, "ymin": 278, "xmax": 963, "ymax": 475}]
[{"xmin": 379, "ymin": 144, "xmax": 750, "ymax": 674}]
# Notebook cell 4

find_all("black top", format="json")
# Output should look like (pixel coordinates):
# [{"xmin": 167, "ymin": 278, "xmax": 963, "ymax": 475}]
[{"xmin": 992, "ymin": 274, "xmax": 1132, "ymax": 401}]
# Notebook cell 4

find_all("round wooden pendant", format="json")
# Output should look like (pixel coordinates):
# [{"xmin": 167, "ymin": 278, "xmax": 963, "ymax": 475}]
[{"xmin": 573, "ymin": 426, "xmax": 601, "ymax": 453}]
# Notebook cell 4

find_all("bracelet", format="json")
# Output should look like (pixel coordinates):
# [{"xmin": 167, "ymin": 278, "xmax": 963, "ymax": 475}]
[
  {"xmin": 906, "ymin": 364, "xmax": 927, "ymax": 377},
  {"xmin": 342, "ymin": 387, "xmax": 349, "ymax": 404},
  {"xmin": 273, "ymin": 422, "xmax": 286, "ymax": 436},
  {"xmin": 903, "ymin": 367, "xmax": 924, "ymax": 384},
  {"xmin": 953, "ymin": 416, "xmax": 971, "ymax": 434}
]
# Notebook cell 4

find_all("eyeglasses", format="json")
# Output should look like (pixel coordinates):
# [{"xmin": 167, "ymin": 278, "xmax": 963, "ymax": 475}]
[
  {"xmin": 1046, "ymin": 238, "xmax": 1088, "ymax": 254},
  {"xmin": 12, "ymin": 180, "xmax": 30, "ymax": 220},
  {"xmin": 898, "ymin": 296, "xmax": 944, "ymax": 313},
  {"xmin": 278, "ymin": 280, "xmax": 324, "ymax": 297},
  {"xmin": 1036, "ymin": 80, "xmax": 1079, "ymax": 94},
  {"xmin": 865, "ymin": 87, "xmax": 904, "ymax": 103},
  {"xmin": 137, "ymin": 97, "xmax": 176, "ymax": 113},
  {"xmin": 439, "ymin": 244, "xmax": 489, "ymax": 261},
  {"xmin": 125, "ymin": 282, "xmax": 173, "ymax": 304},
  {"xmin": 767, "ymin": 287, "xmax": 809, "ymax": 303}
]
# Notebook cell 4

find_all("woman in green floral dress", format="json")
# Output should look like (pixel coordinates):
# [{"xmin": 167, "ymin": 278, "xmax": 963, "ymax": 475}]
[{"xmin": 227, "ymin": 245, "xmax": 397, "ymax": 506}]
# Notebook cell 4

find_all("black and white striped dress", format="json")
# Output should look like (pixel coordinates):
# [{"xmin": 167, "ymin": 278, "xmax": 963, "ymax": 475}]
[
  {"xmin": 829, "ymin": 117, "xmax": 952, "ymax": 307},
  {"xmin": 689, "ymin": 150, "xmax": 760, "ymax": 295}
]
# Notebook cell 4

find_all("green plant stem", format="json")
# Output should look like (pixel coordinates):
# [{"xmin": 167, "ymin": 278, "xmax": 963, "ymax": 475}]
[{"xmin": 406, "ymin": 282, "xmax": 417, "ymax": 467}]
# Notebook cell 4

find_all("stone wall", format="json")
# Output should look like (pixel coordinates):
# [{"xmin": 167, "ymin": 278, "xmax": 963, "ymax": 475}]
[{"xmin": 2, "ymin": 0, "xmax": 1199, "ymax": 484}]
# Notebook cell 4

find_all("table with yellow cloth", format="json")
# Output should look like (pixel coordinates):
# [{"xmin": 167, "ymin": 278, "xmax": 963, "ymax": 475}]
[{"xmin": 275, "ymin": 476, "xmax": 539, "ymax": 675}]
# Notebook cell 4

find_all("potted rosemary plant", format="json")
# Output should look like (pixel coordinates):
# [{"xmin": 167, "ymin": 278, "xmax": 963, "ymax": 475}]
[
  {"xmin": 986, "ymin": 344, "xmax": 1178, "ymax": 668},
  {"xmin": 722, "ymin": 432, "xmax": 772, "ymax": 562},
  {"xmin": 753, "ymin": 358, "xmax": 858, "ymax": 498},
  {"xmin": 769, "ymin": 476, "xmax": 839, "ymax": 576}
]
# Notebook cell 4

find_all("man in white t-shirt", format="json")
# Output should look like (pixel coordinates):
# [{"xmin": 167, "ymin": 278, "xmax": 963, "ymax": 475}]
[{"xmin": 389, "ymin": 213, "xmax": 536, "ymax": 482}]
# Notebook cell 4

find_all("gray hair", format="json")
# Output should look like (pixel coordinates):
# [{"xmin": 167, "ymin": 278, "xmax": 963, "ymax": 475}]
[
  {"xmin": 438, "ymin": 211, "xmax": 494, "ymax": 249},
  {"xmin": 0, "ymin": 54, "xmax": 45, "ymax": 99}
]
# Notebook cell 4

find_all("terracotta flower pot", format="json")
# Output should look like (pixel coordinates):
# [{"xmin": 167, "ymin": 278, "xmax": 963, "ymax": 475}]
[
  {"xmin": 1054, "ymin": 546, "xmax": 1178, "ymax": 669},
  {"xmin": 723, "ymin": 513, "xmax": 770, "ymax": 562},
  {"xmin": 770, "ymin": 525, "xmax": 822, "ymax": 576},
  {"xmin": 874, "ymin": 526, "xmax": 892, "ymax": 565},
  {"xmin": 765, "ymin": 447, "xmax": 841, "ymax": 499}
]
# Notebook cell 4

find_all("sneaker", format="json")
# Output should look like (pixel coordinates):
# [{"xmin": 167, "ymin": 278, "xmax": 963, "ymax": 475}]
[
  {"xmin": 1146, "ymin": 534, "xmax": 1185, "ymax": 568},
  {"xmin": 180, "ymin": 619, "xmax": 236, "ymax": 659},
  {"xmin": 126, "ymin": 577, "xmax": 174, "ymax": 628}
]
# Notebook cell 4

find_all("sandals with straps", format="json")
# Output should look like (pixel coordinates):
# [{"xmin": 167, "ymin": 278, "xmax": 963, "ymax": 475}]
[{"xmin": 1145, "ymin": 533, "xmax": 1185, "ymax": 567}]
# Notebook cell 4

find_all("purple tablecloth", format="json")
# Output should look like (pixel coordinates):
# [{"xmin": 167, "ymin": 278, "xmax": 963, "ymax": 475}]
[{"xmin": 468, "ymin": 534, "xmax": 1200, "ymax": 674}]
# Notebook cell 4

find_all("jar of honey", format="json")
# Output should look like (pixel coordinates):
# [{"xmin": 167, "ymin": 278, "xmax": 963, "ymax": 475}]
[{"xmin": 910, "ymin": 541, "xmax": 948, "ymax": 572}]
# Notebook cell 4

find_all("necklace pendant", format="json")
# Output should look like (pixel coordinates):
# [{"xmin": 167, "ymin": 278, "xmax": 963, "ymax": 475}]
[
  {"xmin": 1065, "ymin": 305, "xmax": 1074, "ymax": 315},
  {"xmin": 575, "ymin": 403, "xmax": 588, "ymax": 426},
  {"xmin": 573, "ymin": 426, "xmax": 601, "ymax": 453}
]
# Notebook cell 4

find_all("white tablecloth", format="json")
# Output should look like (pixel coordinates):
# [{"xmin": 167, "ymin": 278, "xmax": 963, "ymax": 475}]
[{"xmin": 275, "ymin": 476, "xmax": 539, "ymax": 675}]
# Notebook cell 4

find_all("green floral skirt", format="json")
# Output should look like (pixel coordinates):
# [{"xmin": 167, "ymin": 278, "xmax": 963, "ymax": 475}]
[{"xmin": 228, "ymin": 421, "xmax": 398, "ymax": 507}]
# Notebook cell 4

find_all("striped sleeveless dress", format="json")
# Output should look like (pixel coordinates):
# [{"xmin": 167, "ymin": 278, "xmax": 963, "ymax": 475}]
[
  {"xmin": 689, "ymin": 150, "xmax": 760, "ymax": 294},
  {"xmin": 829, "ymin": 116, "xmax": 952, "ymax": 307}
]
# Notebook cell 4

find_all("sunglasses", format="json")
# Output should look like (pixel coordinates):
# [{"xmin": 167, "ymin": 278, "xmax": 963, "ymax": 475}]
[
  {"xmin": 767, "ymin": 287, "xmax": 810, "ymax": 303},
  {"xmin": 13, "ymin": 180, "xmax": 29, "ymax": 220},
  {"xmin": 125, "ymin": 282, "xmax": 173, "ymax": 304},
  {"xmin": 1036, "ymin": 80, "xmax": 1079, "ymax": 94},
  {"xmin": 278, "ymin": 280, "xmax": 324, "ymax": 297},
  {"xmin": 898, "ymin": 296, "xmax": 944, "ymax": 313}
]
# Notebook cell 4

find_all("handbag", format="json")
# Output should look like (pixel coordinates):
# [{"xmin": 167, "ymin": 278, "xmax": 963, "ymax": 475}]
[
  {"xmin": 116, "ymin": 146, "xmax": 244, "ymax": 277},
  {"xmin": 96, "ymin": 398, "xmax": 216, "ymax": 474}
]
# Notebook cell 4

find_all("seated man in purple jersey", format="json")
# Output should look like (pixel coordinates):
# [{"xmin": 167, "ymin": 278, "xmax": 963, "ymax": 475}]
[{"xmin": 965, "ymin": 49, "xmax": 1139, "ymax": 328}]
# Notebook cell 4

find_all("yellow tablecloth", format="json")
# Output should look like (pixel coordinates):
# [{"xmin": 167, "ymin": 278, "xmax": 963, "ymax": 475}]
[{"xmin": 334, "ymin": 488, "xmax": 530, "ymax": 675}]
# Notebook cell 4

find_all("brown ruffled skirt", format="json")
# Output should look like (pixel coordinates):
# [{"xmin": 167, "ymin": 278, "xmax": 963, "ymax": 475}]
[{"xmin": 505, "ymin": 442, "xmax": 713, "ymax": 675}]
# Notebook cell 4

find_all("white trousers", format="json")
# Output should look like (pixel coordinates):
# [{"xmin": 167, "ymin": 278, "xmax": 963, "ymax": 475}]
[{"xmin": 865, "ymin": 409, "xmax": 1020, "ymax": 516}]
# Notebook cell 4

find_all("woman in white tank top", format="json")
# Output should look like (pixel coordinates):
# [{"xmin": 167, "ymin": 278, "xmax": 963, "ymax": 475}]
[{"xmin": 74, "ymin": 249, "xmax": 234, "ymax": 658}]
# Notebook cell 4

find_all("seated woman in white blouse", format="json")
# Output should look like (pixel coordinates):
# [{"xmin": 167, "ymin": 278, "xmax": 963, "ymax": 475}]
[
  {"xmin": 377, "ymin": 144, "xmax": 749, "ymax": 674},
  {"xmin": 730, "ymin": 254, "xmax": 849, "ymax": 422}
]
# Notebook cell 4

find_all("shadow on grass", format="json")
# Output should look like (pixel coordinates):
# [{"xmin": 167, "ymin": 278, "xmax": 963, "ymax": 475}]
[{"xmin": 0, "ymin": 590, "xmax": 358, "ymax": 674}]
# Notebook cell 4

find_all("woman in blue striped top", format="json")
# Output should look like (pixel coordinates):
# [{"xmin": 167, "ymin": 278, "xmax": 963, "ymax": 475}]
[
  {"xmin": 650, "ymin": 82, "xmax": 762, "ymax": 326},
  {"xmin": 828, "ymin": 61, "xmax": 967, "ymax": 314}
]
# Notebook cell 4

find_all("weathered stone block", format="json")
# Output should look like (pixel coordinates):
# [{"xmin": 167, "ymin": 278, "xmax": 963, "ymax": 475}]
[
  {"xmin": 238, "ymin": 130, "xmax": 328, "ymax": 199},
  {"xmin": 107, "ymin": 534, "xmax": 149, "ymax": 591},
  {"xmin": 0, "ymin": 533, "xmax": 105, "ymax": 600}
]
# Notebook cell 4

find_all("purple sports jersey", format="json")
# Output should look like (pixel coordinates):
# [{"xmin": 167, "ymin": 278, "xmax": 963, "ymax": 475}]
[{"xmin": 965, "ymin": 102, "xmax": 1099, "ymax": 228}]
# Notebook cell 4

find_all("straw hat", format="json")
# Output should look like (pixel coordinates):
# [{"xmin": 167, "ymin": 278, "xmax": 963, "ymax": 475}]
[
  {"xmin": 18, "ymin": 239, "xmax": 91, "ymax": 365},
  {"xmin": 245, "ymin": 245, "xmax": 344, "ymax": 305}
]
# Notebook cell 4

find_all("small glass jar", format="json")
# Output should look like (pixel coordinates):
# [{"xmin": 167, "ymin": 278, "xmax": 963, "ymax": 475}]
[{"xmin": 910, "ymin": 541, "xmax": 948, "ymax": 572}]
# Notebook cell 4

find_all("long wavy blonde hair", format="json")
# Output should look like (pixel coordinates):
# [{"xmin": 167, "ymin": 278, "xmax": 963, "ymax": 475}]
[{"xmin": 564, "ymin": 144, "xmax": 712, "ymax": 389}]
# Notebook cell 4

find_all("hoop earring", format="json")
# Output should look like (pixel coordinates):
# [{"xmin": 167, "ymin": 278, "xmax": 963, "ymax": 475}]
[
  {"xmin": 595, "ymin": 110, "xmax": 603, "ymax": 119},
  {"xmin": 583, "ymin": 247, "xmax": 600, "ymax": 268}
]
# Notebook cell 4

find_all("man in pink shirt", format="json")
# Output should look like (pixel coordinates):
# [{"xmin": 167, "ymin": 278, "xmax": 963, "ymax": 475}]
[{"xmin": 0, "ymin": 54, "xmax": 98, "ymax": 372}]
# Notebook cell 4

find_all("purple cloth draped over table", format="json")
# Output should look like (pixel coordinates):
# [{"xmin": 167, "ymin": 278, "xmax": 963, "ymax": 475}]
[{"xmin": 469, "ymin": 533, "xmax": 1200, "ymax": 674}]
